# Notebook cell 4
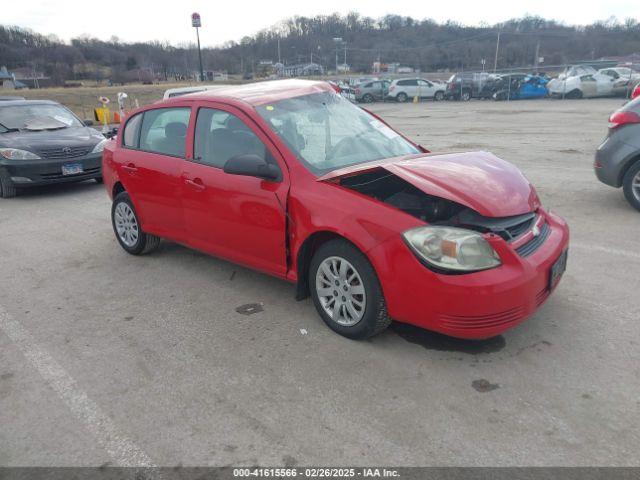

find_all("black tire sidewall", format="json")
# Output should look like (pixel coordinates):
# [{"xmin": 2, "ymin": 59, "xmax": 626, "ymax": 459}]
[
  {"xmin": 623, "ymin": 161, "xmax": 640, "ymax": 212},
  {"xmin": 434, "ymin": 91, "xmax": 444, "ymax": 101},
  {"xmin": 397, "ymin": 93, "xmax": 407, "ymax": 103},
  {"xmin": 309, "ymin": 240, "xmax": 386, "ymax": 339},
  {"xmin": 363, "ymin": 94, "xmax": 374, "ymax": 103},
  {"xmin": 111, "ymin": 192, "xmax": 146, "ymax": 254},
  {"xmin": 461, "ymin": 90, "xmax": 471, "ymax": 101}
]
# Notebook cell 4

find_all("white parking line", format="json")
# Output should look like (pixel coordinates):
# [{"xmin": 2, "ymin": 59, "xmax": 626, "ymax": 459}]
[
  {"xmin": 571, "ymin": 242, "xmax": 640, "ymax": 261},
  {"xmin": 0, "ymin": 305, "xmax": 155, "ymax": 467}
]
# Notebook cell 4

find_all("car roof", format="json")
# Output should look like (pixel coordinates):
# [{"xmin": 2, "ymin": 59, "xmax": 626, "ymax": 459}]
[
  {"xmin": 168, "ymin": 79, "xmax": 334, "ymax": 106},
  {"xmin": 0, "ymin": 99, "xmax": 59, "ymax": 107}
]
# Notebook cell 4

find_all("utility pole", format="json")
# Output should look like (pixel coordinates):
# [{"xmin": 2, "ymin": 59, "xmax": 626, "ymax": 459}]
[
  {"xmin": 493, "ymin": 31, "xmax": 501, "ymax": 72},
  {"xmin": 534, "ymin": 41, "xmax": 540, "ymax": 73},
  {"xmin": 277, "ymin": 38, "xmax": 281, "ymax": 64},
  {"xmin": 191, "ymin": 13, "xmax": 204, "ymax": 82}
]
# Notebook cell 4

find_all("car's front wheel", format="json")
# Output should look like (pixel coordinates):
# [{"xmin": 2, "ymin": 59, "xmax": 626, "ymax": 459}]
[
  {"xmin": 434, "ymin": 91, "xmax": 445, "ymax": 101},
  {"xmin": 623, "ymin": 161, "xmax": 640, "ymax": 212},
  {"xmin": 0, "ymin": 172, "xmax": 17, "ymax": 198},
  {"xmin": 309, "ymin": 239, "xmax": 391, "ymax": 339},
  {"xmin": 111, "ymin": 191, "xmax": 160, "ymax": 255}
]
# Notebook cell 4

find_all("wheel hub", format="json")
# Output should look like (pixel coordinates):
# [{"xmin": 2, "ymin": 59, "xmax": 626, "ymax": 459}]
[{"xmin": 315, "ymin": 256, "xmax": 366, "ymax": 326}]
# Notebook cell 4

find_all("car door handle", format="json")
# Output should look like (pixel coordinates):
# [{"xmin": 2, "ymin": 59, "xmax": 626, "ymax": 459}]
[
  {"xmin": 122, "ymin": 163, "xmax": 138, "ymax": 173},
  {"xmin": 184, "ymin": 177, "xmax": 205, "ymax": 191}
]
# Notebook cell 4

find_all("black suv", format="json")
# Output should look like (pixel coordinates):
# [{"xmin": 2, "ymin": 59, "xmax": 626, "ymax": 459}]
[{"xmin": 445, "ymin": 72, "xmax": 494, "ymax": 101}]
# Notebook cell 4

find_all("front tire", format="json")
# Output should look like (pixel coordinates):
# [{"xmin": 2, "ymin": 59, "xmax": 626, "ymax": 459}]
[
  {"xmin": 309, "ymin": 239, "xmax": 391, "ymax": 339},
  {"xmin": 461, "ymin": 90, "xmax": 471, "ymax": 101},
  {"xmin": 111, "ymin": 191, "xmax": 160, "ymax": 255},
  {"xmin": 0, "ymin": 172, "xmax": 17, "ymax": 198},
  {"xmin": 434, "ymin": 91, "xmax": 445, "ymax": 101},
  {"xmin": 623, "ymin": 161, "xmax": 640, "ymax": 212}
]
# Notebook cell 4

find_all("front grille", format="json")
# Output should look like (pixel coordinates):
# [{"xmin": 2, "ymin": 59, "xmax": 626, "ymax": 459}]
[
  {"xmin": 39, "ymin": 146, "xmax": 91, "ymax": 159},
  {"xmin": 440, "ymin": 306, "xmax": 526, "ymax": 330},
  {"xmin": 503, "ymin": 216, "xmax": 535, "ymax": 240},
  {"xmin": 40, "ymin": 166, "xmax": 100, "ymax": 180},
  {"xmin": 516, "ymin": 222, "xmax": 551, "ymax": 257}
]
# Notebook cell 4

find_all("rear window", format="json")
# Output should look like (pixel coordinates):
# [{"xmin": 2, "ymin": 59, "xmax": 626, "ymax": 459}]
[
  {"xmin": 122, "ymin": 113, "xmax": 142, "ymax": 148},
  {"xmin": 139, "ymin": 107, "xmax": 190, "ymax": 157}
]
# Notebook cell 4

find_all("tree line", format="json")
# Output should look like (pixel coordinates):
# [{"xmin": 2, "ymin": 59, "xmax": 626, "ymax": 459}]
[{"xmin": 1, "ymin": 14, "xmax": 639, "ymax": 85}]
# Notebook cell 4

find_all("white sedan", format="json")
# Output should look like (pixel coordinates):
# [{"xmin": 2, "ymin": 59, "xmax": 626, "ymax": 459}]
[{"xmin": 548, "ymin": 67, "xmax": 616, "ymax": 98}]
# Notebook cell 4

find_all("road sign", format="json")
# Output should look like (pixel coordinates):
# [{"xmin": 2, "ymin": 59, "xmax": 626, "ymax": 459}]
[{"xmin": 191, "ymin": 12, "xmax": 201, "ymax": 28}]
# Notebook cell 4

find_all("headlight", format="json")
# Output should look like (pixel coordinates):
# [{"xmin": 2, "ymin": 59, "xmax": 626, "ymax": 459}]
[
  {"xmin": 0, "ymin": 148, "xmax": 41, "ymax": 160},
  {"xmin": 403, "ymin": 226, "xmax": 501, "ymax": 273},
  {"xmin": 91, "ymin": 138, "xmax": 108, "ymax": 154}
]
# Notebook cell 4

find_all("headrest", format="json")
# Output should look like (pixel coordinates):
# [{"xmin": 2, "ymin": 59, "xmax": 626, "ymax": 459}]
[{"xmin": 165, "ymin": 122, "xmax": 187, "ymax": 139}]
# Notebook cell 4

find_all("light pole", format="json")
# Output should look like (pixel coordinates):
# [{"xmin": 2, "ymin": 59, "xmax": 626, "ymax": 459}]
[
  {"xmin": 192, "ymin": 12, "xmax": 204, "ymax": 82},
  {"xmin": 333, "ymin": 37, "xmax": 342, "ymax": 73}
]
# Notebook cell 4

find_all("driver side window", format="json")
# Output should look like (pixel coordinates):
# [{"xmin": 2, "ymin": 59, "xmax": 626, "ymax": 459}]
[{"xmin": 193, "ymin": 108, "xmax": 268, "ymax": 168}]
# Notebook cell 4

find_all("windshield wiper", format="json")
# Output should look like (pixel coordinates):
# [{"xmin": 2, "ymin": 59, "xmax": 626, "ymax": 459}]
[{"xmin": 0, "ymin": 122, "xmax": 19, "ymax": 133}]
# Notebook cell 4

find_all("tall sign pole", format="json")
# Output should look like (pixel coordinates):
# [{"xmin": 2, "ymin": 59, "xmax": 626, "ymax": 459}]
[{"xmin": 192, "ymin": 12, "xmax": 204, "ymax": 82}]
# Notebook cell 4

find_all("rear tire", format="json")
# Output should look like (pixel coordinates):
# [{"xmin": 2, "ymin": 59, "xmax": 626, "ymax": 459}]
[
  {"xmin": 111, "ymin": 191, "xmax": 161, "ymax": 255},
  {"xmin": 567, "ymin": 89, "xmax": 583, "ymax": 99},
  {"xmin": 461, "ymin": 90, "xmax": 471, "ymax": 101},
  {"xmin": 0, "ymin": 172, "xmax": 17, "ymax": 198},
  {"xmin": 362, "ymin": 93, "xmax": 374, "ymax": 103},
  {"xmin": 396, "ymin": 92, "xmax": 408, "ymax": 103},
  {"xmin": 309, "ymin": 239, "xmax": 391, "ymax": 339},
  {"xmin": 622, "ymin": 161, "xmax": 640, "ymax": 212}
]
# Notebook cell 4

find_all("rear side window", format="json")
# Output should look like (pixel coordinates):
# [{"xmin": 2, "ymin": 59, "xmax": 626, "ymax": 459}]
[
  {"xmin": 193, "ymin": 108, "xmax": 269, "ymax": 169},
  {"xmin": 397, "ymin": 79, "xmax": 418, "ymax": 86},
  {"xmin": 139, "ymin": 108, "xmax": 190, "ymax": 157},
  {"xmin": 122, "ymin": 113, "xmax": 142, "ymax": 148}
]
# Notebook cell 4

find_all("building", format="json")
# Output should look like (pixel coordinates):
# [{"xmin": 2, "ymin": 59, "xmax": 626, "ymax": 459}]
[
  {"xmin": 276, "ymin": 62, "xmax": 324, "ymax": 77},
  {"xmin": 0, "ymin": 66, "xmax": 19, "ymax": 90}
]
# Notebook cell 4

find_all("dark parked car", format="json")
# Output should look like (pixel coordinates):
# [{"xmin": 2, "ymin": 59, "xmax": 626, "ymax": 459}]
[
  {"xmin": 595, "ymin": 96, "xmax": 640, "ymax": 211},
  {"xmin": 445, "ymin": 72, "xmax": 493, "ymax": 101},
  {"xmin": 0, "ymin": 100, "xmax": 106, "ymax": 198}
]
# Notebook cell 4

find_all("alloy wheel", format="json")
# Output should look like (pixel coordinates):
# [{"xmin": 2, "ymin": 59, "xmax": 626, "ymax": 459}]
[
  {"xmin": 114, "ymin": 202, "xmax": 139, "ymax": 247},
  {"xmin": 315, "ymin": 256, "xmax": 366, "ymax": 326},
  {"xmin": 633, "ymin": 171, "xmax": 640, "ymax": 202}
]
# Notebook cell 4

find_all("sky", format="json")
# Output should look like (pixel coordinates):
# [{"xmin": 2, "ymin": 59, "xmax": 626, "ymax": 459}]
[{"xmin": 4, "ymin": 0, "xmax": 639, "ymax": 47}]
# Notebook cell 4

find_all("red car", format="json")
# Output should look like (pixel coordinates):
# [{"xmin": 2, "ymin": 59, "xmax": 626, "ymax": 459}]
[{"xmin": 102, "ymin": 80, "xmax": 569, "ymax": 340}]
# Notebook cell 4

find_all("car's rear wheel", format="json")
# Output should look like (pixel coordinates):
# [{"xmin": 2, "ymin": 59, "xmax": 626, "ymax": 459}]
[
  {"xmin": 309, "ymin": 239, "xmax": 391, "ymax": 339},
  {"xmin": 461, "ymin": 90, "xmax": 471, "ymax": 101},
  {"xmin": 434, "ymin": 91, "xmax": 445, "ymax": 101},
  {"xmin": 111, "ymin": 191, "xmax": 160, "ymax": 255},
  {"xmin": 0, "ymin": 172, "xmax": 17, "ymax": 198},
  {"xmin": 362, "ymin": 93, "xmax": 374, "ymax": 103},
  {"xmin": 623, "ymin": 161, "xmax": 640, "ymax": 212},
  {"xmin": 396, "ymin": 92, "xmax": 408, "ymax": 103}
]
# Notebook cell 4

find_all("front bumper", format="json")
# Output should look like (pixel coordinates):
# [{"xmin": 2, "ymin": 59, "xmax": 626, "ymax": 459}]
[
  {"xmin": 0, "ymin": 153, "xmax": 102, "ymax": 187},
  {"xmin": 368, "ymin": 210, "xmax": 570, "ymax": 339}
]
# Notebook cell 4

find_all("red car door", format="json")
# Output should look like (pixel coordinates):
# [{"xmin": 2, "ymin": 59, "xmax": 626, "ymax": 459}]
[
  {"xmin": 115, "ymin": 106, "xmax": 191, "ymax": 240},
  {"xmin": 180, "ymin": 104, "xmax": 289, "ymax": 277}
]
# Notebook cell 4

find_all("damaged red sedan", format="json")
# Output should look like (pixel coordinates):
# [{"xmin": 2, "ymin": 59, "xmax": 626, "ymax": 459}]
[{"xmin": 102, "ymin": 80, "xmax": 569, "ymax": 340}]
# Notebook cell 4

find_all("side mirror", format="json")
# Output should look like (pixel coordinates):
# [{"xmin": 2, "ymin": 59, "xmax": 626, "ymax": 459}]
[
  {"xmin": 84, "ymin": 120, "xmax": 94, "ymax": 126},
  {"xmin": 224, "ymin": 153, "xmax": 280, "ymax": 181}
]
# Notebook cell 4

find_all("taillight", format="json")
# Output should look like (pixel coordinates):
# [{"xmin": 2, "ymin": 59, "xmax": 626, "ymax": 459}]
[
  {"xmin": 632, "ymin": 86, "xmax": 640, "ymax": 100},
  {"xmin": 328, "ymin": 82, "xmax": 342, "ymax": 94},
  {"xmin": 355, "ymin": 88, "xmax": 361, "ymax": 94},
  {"xmin": 608, "ymin": 111, "xmax": 640, "ymax": 129},
  {"xmin": 389, "ymin": 85, "xmax": 395, "ymax": 92}
]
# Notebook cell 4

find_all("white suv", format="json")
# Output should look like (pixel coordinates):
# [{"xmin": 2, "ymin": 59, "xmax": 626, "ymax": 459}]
[{"xmin": 387, "ymin": 78, "xmax": 446, "ymax": 102}]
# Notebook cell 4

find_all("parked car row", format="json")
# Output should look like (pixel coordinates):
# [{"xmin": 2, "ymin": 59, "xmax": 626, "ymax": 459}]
[{"xmin": 346, "ymin": 65, "xmax": 640, "ymax": 104}]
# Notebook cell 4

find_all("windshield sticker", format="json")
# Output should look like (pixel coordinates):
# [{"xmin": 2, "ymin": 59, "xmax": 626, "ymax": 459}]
[
  {"xmin": 370, "ymin": 120, "xmax": 399, "ymax": 140},
  {"xmin": 265, "ymin": 105, "xmax": 274, "ymax": 111}
]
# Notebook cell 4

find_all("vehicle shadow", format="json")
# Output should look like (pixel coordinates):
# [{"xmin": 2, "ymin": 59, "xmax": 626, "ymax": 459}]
[
  {"xmin": 387, "ymin": 321, "xmax": 506, "ymax": 354},
  {"xmin": 14, "ymin": 180, "xmax": 102, "ymax": 199}
]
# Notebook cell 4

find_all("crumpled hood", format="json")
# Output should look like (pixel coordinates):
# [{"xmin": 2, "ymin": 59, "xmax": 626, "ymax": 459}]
[{"xmin": 319, "ymin": 151, "xmax": 540, "ymax": 217}]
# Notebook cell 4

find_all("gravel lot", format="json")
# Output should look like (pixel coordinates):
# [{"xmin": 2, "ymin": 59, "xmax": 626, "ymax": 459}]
[{"xmin": 1, "ymin": 98, "xmax": 639, "ymax": 467}]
